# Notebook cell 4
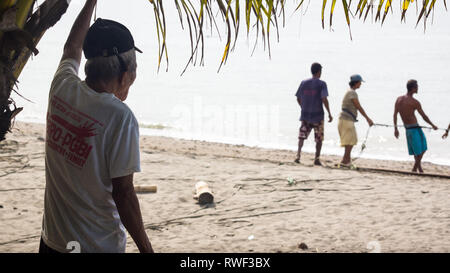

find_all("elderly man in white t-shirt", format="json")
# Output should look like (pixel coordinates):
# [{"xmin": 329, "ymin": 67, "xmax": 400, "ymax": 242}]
[{"xmin": 40, "ymin": 0, "xmax": 153, "ymax": 253}]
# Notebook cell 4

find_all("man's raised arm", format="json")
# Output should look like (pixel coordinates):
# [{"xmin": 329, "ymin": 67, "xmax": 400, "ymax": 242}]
[{"xmin": 62, "ymin": 0, "xmax": 97, "ymax": 63}]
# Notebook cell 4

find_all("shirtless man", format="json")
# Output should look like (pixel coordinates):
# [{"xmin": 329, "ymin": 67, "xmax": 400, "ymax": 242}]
[{"xmin": 393, "ymin": 80, "xmax": 438, "ymax": 173}]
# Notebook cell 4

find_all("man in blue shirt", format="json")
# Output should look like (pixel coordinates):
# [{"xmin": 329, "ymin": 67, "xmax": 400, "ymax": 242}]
[{"xmin": 295, "ymin": 63, "xmax": 333, "ymax": 165}]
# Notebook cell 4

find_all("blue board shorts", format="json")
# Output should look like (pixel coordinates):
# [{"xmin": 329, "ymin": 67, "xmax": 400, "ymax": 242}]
[{"xmin": 405, "ymin": 125, "xmax": 427, "ymax": 156}]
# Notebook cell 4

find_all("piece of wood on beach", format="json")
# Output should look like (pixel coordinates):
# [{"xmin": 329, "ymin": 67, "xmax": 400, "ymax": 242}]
[
  {"xmin": 195, "ymin": 181, "xmax": 214, "ymax": 204},
  {"xmin": 134, "ymin": 185, "xmax": 157, "ymax": 193}
]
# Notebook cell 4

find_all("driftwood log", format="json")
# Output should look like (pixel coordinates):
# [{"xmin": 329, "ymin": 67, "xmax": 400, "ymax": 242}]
[{"xmin": 134, "ymin": 185, "xmax": 157, "ymax": 193}]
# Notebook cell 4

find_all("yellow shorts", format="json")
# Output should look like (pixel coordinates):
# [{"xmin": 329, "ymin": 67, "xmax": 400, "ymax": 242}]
[{"xmin": 338, "ymin": 119, "xmax": 358, "ymax": 146}]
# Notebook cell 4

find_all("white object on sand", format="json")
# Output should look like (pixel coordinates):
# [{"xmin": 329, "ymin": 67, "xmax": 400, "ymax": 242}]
[{"xmin": 195, "ymin": 181, "xmax": 214, "ymax": 204}]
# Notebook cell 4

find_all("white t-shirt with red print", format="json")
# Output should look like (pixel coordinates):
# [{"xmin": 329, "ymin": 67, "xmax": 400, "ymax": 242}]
[{"xmin": 41, "ymin": 58, "xmax": 141, "ymax": 253}]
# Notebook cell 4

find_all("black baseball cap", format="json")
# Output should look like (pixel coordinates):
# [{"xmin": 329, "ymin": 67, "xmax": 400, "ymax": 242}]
[{"xmin": 83, "ymin": 18, "xmax": 142, "ymax": 60}]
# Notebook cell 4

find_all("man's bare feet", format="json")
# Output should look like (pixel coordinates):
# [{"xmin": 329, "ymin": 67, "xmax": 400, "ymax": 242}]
[{"xmin": 413, "ymin": 162, "xmax": 424, "ymax": 173}]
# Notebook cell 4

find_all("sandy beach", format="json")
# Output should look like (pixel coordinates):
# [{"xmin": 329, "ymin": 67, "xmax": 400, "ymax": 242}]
[{"xmin": 0, "ymin": 121, "xmax": 449, "ymax": 253}]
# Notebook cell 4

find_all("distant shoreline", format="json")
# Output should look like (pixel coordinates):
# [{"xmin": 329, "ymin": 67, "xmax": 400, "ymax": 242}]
[
  {"xmin": 9, "ymin": 121, "xmax": 450, "ymax": 173},
  {"xmin": 11, "ymin": 119, "xmax": 450, "ymax": 168}
]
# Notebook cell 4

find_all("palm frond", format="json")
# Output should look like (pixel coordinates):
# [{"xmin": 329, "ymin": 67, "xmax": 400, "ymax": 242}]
[{"xmin": 146, "ymin": 1, "xmax": 446, "ymax": 74}]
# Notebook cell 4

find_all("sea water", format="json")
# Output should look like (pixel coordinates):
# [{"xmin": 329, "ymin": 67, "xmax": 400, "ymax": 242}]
[{"xmin": 13, "ymin": 1, "xmax": 450, "ymax": 165}]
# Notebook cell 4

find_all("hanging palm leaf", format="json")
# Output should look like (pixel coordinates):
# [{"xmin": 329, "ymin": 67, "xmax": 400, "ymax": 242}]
[
  {"xmin": 145, "ymin": 0, "xmax": 446, "ymax": 74},
  {"xmin": 402, "ymin": 0, "xmax": 412, "ymax": 22}
]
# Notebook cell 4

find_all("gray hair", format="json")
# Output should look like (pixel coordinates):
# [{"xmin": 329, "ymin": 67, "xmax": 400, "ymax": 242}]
[{"xmin": 85, "ymin": 49, "xmax": 137, "ymax": 82}]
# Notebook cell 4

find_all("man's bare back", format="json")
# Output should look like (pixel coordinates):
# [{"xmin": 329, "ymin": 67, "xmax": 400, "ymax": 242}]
[
  {"xmin": 395, "ymin": 95, "xmax": 420, "ymax": 125},
  {"xmin": 394, "ymin": 93, "xmax": 436, "ymax": 131}
]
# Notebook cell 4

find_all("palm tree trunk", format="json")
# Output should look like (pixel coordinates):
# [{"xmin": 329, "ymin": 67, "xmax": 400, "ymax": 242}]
[{"xmin": 0, "ymin": 0, "xmax": 70, "ymax": 141}]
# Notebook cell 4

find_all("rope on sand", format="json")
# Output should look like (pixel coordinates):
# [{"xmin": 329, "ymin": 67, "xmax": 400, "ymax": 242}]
[
  {"xmin": 0, "ymin": 235, "xmax": 40, "ymax": 246},
  {"xmin": 282, "ymin": 187, "xmax": 374, "ymax": 192},
  {"xmin": 354, "ymin": 166, "xmax": 450, "ymax": 180},
  {"xmin": 216, "ymin": 208, "xmax": 305, "ymax": 222},
  {"xmin": 144, "ymin": 207, "xmax": 306, "ymax": 231},
  {"xmin": 323, "ymin": 163, "xmax": 450, "ymax": 180}
]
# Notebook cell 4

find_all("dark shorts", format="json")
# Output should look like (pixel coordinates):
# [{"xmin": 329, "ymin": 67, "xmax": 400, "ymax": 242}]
[
  {"xmin": 39, "ymin": 237, "xmax": 61, "ymax": 254},
  {"xmin": 299, "ymin": 120, "xmax": 324, "ymax": 143}
]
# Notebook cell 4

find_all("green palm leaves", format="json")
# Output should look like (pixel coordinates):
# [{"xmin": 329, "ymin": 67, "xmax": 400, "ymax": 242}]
[
  {"xmin": 150, "ymin": 0, "xmax": 289, "ymax": 74},
  {"xmin": 148, "ymin": 1, "xmax": 447, "ymax": 73}
]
